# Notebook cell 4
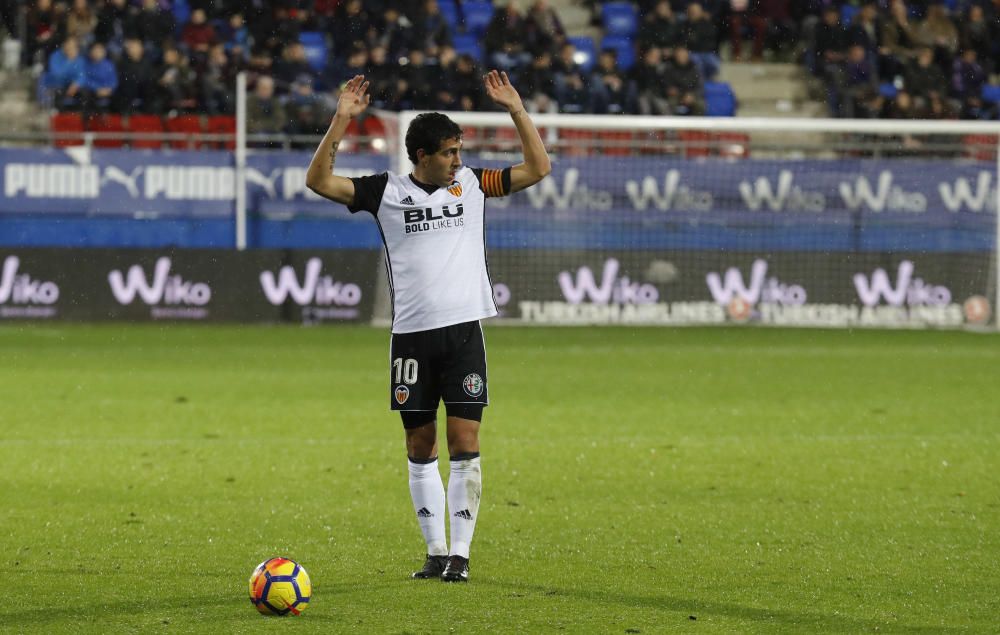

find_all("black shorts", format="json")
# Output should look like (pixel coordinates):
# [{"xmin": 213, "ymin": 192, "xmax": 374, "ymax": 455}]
[{"xmin": 389, "ymin": 321, "xmax": 488, "ymax": 411}]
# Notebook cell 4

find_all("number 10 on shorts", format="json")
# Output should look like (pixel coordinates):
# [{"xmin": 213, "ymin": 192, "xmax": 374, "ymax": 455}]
[{"xmin": 393, "ymin": 358, "xmax": 418, "ymax": 385}]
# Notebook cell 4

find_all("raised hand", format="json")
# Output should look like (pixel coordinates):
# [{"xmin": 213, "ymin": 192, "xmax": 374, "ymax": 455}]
[
  {"xmin": 336, "ymin": 74, "xmax": 371, "ymax": 119},
  {"xmin": 483, "ymin": 70, "xmax": 525, "ymax": 113}
]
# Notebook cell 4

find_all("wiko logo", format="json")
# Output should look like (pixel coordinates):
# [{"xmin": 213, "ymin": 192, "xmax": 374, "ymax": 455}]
[
  {"xmin": 524, "ymin": 168, "xmax": 613, "ymax": 211},
  {"xmin": 705, "ymin": 260, "xmax": 806, "ymax": 305},
  {"xmin": 108, "ymin": 257, "xmax": 211, "ymax": 306},
  {"xmin": 739, "ymin": 170, "xmax": 825, "ymax": 212},
  {"xmin": 558, "ymin": 259, "xmax": 658, "ymax": 305},
  {"xmin": 839, "ymin": 171, "xmax": 926, "ymax": 213},
  {"xmin": 0, "ymin": 256, "xmax": 59, "ymax": 305},
  {"xmin": 939, "ymin": 172, "xmax": 996, "ymax": 213},
  {"xmin": 625, "ymin": 170, "xmax": 713, "ymax": 211},
  {"xmin": 853, "ymin": 261, "xmax": 951, "ymax": 307},
  {"xmin": 260, "ymin": 258, "xmax": 362, "ymax": 306}
]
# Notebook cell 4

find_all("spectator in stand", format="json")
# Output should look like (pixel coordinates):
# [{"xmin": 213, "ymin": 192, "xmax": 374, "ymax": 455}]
[
  {"xmin": 274, "ymin": 42, "xmax": 315, "ymax": 91},
  {"xmin": 524, "ymin": 0, "xmax": 567, "ymax": 56},
  {"xmin": 152, "ymin": 46, "xmax": 198, "ymax": 114},
  {"xmin": 682, "ymin": 2, "xmax": 721, "ymax": 79},
  {"xmin": 959, "ymin": 5, "xmax": 993, "ymax": 76},
  {"xmin": 201, "ymin": 43, "xmax": 237, "ymax": 114},
  {"xmin": 378, "ymin": 7, "xmax": 417, "ymax": 59},
  {"xmin": 428, "ymin": 45, "xmax": 460, "ymax": 110},
  {"xmin": 82, "ymin": 41, "xmax": 118, "ymax": 114},
  {"xmin": 552, "ymin": 41, "xmax": 590, "ymax": 113},
  {"xmin": 484, "ymin": 2, "xmax": 532, "ymax": 71},
  {"xmin": 879, "ymin": 0, "xmax": 919, "ymax": 81},
  {"xmin": 727, "ymin": 0, "xmax": 750, "ymax": 62},
  {"xmin": 638, "ymin": 1, "xmax": 679, "ymax": 60},
  {"xmin": 915, "ymin": 3, "xmax": 958, "ymax": 67},
  {"xmin": 333, "ymin": 0, "xmax": 373, "ymax": 58},
  {"xmin": 25, "ymin": 0, "xmax": 62, "ymax": 67},
  {"xmin": 951, "ymin": 48, "xmax": 989, "ymax": 119},
  {"xmin": 413, "ymin": 0, "xmax": 452, "ymax": 54},
  {"xmin": 842, "ymin": 43, "xmax": 881, "ymax": 117},
  {"xmin": 401, "ymin": 48, "xmax": 434, "ymax": 109},
  {"xmin": 810, "ymin": 5, "xmax": 847, "ymax": 77},
  {"xmin": 113, "ymin": 37, "xmax": 154, "ymax": 113},
  {"xmin": 45, "ymin": 37, "xmax": 86, "ymax": 110},
  {"xmin": 904, "ymin": 45, "xmax": 950, "ymax": 115},
  {"xmin": 884, "ymin": 89, "xmax": 920, "ymax": 119},
  {"xmin": 181, "ymin": 8, "xmax": 217, "ymax": 58},
  {"xmin": 665, "ymin": 46, "xmax": 705, "ymax": 115},
  {"xmin": 66, "ymin": 0, "xmax": 98, "ymax": 49},
  {"xmin": 846, "ymin": 2, "xmax": 881, "ymax": 59},
  {"xmin": 132, "ymin": 0, "xmax": 175, "ymax": 53},
  {"xmin": 590, "ymin": 49, "xmax": 632, "ymax": 114},
  {"xmin": 365, "ymin": 44, "xmax": 396, "ymax": 109},
  {"xmin": 451, "ymin": 53, "xmax": 486, "ymax": 111},
  {"xmin": 749, "ymin": 0, "xmax": 796, "ymax": 62},
  {"xmin": 246, "ymin": 75, "xmax": 288, "ymax": 134},
  {"xmin": 218, "ymin": 13, "xmax": 251, "ymax": 62},
  {"xmin": 330, "ymin": 44, "xmax": 369, "ymax": 91},
  {"xmin": 631, "ymin": 45, "xmax": 670, "ymax": 114},
  {"xmin": 519, "ymin": 50, "xmax": 559, "ymax": 113},
  {"xmin": 245, "ymin": 46, "xmax": 275, "ymax": 92},
  {"xmin": 94, "ymin": 0, "xmax": 133, "ymax": 59},
  {"xmin": 285, "ymin": 75, "xmax": 326, "ymax": 137}
]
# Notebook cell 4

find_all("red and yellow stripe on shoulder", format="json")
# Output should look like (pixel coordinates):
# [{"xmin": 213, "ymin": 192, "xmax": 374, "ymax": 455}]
[{"xmin": 481, "ymin": 168, "xmax": 505, "ymax": 198}]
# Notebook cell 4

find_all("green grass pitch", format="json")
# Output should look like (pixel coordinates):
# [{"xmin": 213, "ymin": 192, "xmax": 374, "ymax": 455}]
[{"xmin": 1, "ymin": 324, "xmax": 998, "ymax": 633}]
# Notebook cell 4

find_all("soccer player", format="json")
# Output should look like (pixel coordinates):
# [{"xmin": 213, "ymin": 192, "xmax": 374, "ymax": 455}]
[{"xmin": 305, "ymin": 71, "xmax": 551, "ymax": 582}]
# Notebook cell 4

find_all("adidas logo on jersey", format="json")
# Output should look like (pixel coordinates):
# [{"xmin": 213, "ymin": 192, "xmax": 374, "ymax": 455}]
[
  {"xmin": 400, "ymin": 195, "xmax": 414, "ymax": 205},
  {"xmin": 416, "ymin": 507, "xmax": 433, "ymax": 518},
  {"xmin": 453, "ymin": 509, "xmax": 473, "ymax": 520}
]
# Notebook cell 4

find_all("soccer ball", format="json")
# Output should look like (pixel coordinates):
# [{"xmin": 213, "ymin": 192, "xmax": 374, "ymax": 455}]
[{"xmin": 248, "ymin": 557, "xmax": 312, "ymax": 616}]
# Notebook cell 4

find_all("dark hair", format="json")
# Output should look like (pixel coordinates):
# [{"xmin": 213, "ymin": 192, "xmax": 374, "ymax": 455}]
[{"xmin": 405, "ymin": 113, "xmax": 463, "ymax": 164}]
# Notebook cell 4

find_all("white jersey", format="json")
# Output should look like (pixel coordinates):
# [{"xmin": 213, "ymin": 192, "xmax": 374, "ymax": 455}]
[{"xmin": 349, "ymin": 166, "xmax": 510, "ymax": 333}]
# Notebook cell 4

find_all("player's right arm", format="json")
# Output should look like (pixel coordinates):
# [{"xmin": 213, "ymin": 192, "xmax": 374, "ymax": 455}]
[{"xmin": 305, "ymin": 75, "xmax": 371, "ymax": 205}]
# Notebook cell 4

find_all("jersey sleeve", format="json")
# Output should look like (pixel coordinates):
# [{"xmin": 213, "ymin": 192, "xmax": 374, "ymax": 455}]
[
  {"xmin": 347, "ymin": 172, "xmax": 389, "ymax": 214},
  {"xmin": 471, "ymin": 167, "xmax": 512, "ymax": 198}
]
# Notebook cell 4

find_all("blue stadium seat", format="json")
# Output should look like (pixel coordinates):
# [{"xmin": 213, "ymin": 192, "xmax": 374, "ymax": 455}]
[
  {"xmin": 878, "ymin": 83, "xmax": 898, "ymax": 99},
  {"xmin": 981, "ymin": 84, "xmax": 1000, "ymax": 103},
  {"xmin": 569, "ymin": 36, "xmax": 597, "ymax": 73},
  {"xmin": 438, "ymin": 0, "xmax": 459, "ymax": 30},
  {"xmin": 462, "ymin": 0, "xmax": 494, "ymax": 36},
  {"xmin": 300, "ymin": 32, "xmax": 328, "ymax": 72},
  {"xmin": 172, "ymin": 0, "xmax": 191, "ymax": 30},
  {"xmin": 453, "ymin": 33, "xmax": 483, "ymax": 62},
  {"xmin": 840, "ymin": 4, "xmax": 859, "ymax": 25},
  {"xmin": 602, "ymin": 2, "xmax": 638, "ymax": 37},
  {"xmin": 601, "ymin": 35, "xmax": 636, "ymax": 70},
  {"xmin": 704, "ymin": 81, "xmax": 736, "ymax": 117}
]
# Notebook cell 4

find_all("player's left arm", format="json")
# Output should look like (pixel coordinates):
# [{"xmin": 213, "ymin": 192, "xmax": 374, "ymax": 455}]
[{"xmin": 483, "ymin": 70, "xmax": 552, "ymax": 193}]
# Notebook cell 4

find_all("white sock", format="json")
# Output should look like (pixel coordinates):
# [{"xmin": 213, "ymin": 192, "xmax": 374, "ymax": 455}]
[
  {"xmin": 447, "ymin": 455, "xmax": 482, "ymax": 559},
  {"xmin": 408, "ymin": 458, "xmax": 447, "ymax": 556}
]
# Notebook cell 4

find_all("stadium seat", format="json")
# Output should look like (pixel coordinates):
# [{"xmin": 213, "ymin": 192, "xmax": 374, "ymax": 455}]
[
  {"xmin": 50, "ymin": 112, "xmax": 84, "ymax": 147},
  {"xmin": 601, "ymin": 35, "xmax": 636, "ymax": 70},
  {"xmin": 461, "ymin": 0, "xmax": 494, "ymax": 36},
  {"xmin": 598, "ymin": 130, "xmax": 633, "ymax": 156},
  {"xmin": 87, "ymin": 114, "xmax": 126, "ymax": 148},
  {"xmin": 840, "ymin": 4, "xmax": 859, "ymax": 25},
  {"xmin": 299, "ymin": 31, "xmax": 329, "ymax": 72},
  {"xmin": 206, "ymin": 115, "xmax": 236, "ymax": 150},
  {"xmin": 716, "ymin": 132, "xmax": 750, "ymax": 159},
  {"xmin": 568, "ymin": 36, "xmax": 597, "ymax": 73},
  {"xmin": 879, "ymin": 82, "xmax": 898, "ymax": 99},
  {"xmin": 361, "ymin": 115, "xmax": 388, "ymax": 153},
  {"xmin": 559, "ymin": 128, "xmax": 596, "ymax": 156},
  {"xmin": 453, "ymin": 33, "xmax": 483, "ymax": 62},
  {"xmin": 127, "ymin": 115, "xmax": 165, "ymax": 149},
  {"xmin": 679, "ymin": 130, "xmax": 713, "ymax": 158},
  {"xmin": 704, "ymin": 81, "xmax": 737, "ymax": 117},
  {"xmin": 981, "ymin": 84, "xmax": 1000, "ymax": 103},
  {"xmin": 602, "ymin": 2, "xmax": 639, "ymax": 37},
  {"xmin": 963, "ymin": 134, "xmax": 995, "ymax": 162},
  {"xmin": 438, "ymin": 0, "xmax": 459, "ymax": 31},
  {"xmin": 165, "ymin": 114, "xmax": 203, "ymax": 149}
]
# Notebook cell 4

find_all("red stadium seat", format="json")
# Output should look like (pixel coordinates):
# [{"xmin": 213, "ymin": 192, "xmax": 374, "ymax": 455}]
[
  {"xmin": 679, "ymin": 130, "xmax": 712, "ymax": 158},
  {"xmin": 559, "ymin": 128, "xmax": 596, "ymax": 156},
  {"xmin": 963, "ymin": 134, "xmax": 996, "ymax": 163},
  {"xmin": 598, "ymin": 130, "xmax": 633, "ymax": 156},
  {"xmin": 362, "ymin": 115, "xmax": 388, "ymax": 152},
  {"xmin": 127, "ymin": 115, "xmax": 165, "ymax": 149},
  {"xmin": 87, "ymin": 114, "xmax": 126, "ymax": 148},
  {"xmin": 50, "ymin": 112, "xmax": 84, "ymax": 147},
  {"xmin": 206, "ymin": 115, "xmax": 236, "ymax": 149},
  {"xmin": 165, "ymin": 115, "xmax": 203, "ymax": 149},
  {"xmin": 717, "ymin": 132, "xmax": 750, "ymax": 159}
]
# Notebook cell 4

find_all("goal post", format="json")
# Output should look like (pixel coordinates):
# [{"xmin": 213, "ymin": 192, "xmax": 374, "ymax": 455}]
[{"xmin": 382, "ymin": 112, "xmax": 1000, "ymax": 331}]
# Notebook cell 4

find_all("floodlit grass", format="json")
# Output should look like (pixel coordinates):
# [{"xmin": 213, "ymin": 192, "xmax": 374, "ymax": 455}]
[{"xmin": 1, "ymin": 324, "xmax": 998, "ymax": 633}]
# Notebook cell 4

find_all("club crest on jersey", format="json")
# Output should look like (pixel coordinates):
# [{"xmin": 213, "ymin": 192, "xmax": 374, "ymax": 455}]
[
  {"xmin": 447, "ymin": 182, "xmax": 463, "ymax": 197},
  {"xmin": 462, "ymin": 373, "xmax": 484, "ymax": 397},
  {"xmin": 395, "ymin": 385, "xmax": 410, "ymax": 404}
]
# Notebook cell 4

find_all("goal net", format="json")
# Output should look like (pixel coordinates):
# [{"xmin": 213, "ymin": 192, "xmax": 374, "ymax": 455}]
[{"xmin": 384, "ymin": 112, "xmax": 999, "ymax": 331}]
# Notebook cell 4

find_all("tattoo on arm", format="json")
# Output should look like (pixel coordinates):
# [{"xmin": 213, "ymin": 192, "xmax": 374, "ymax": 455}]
[{"xmin": 329, "ymin": 141, "xmax": 339, "ymax": 173}]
